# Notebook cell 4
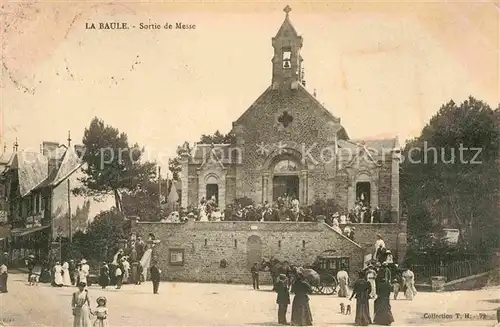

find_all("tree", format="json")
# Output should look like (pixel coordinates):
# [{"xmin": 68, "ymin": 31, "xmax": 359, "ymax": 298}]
[
  {"xmin": 63, "ymin": 209, "xmax": 127, "ymax": 264},
  {"xmin": 168, "ymin": 141, "xmax": 192, "ymax": 181},
  {"xmin": 168, "ymin": 131, "xmax": 235, "ymax": 181},
  {"xmin": 401, "ymin": 97, "xmax": 500, "ymax": 253},
  {"xmin": 121, "ymin": 179, "xmax": 171, "ymax": 221},
  {"xmin": 74, "ymin": 117, "xmax": 157, "ymax": 212}
]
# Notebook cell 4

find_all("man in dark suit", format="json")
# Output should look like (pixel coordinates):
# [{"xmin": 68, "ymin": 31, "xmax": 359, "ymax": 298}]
[
  {"xmin": 250, "ymin": 262, "xmax": 259, "ymax": 289},
  {"xmin": 275, "ymin": 274, "xmax": 290, "ymax": 325},
  {"xmin": 150, "ymin": 261, "xmax": 161, "ymax": 294}
]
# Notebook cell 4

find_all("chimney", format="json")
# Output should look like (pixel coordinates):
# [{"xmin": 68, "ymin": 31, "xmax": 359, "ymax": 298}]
[
  {"xmin": 42, "ymin": 141, "xmax": 60, "ymax": 159},
  {"xmin": 43, "ymin": 141, "xmax": 61, "ymax": 176},
  {"xmin": 313, "ymin": 89, "xmax": 317, "ymax": 97}
]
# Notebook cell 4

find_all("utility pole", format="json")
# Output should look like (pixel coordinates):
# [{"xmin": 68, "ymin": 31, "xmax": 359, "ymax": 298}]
[
  {"xmin": 67, "ymin": 131, "xmax": 72, "ymax": 243},
  {"xmin": 158, "ymin": 166, "xmax": 162, "ymax": 207}
]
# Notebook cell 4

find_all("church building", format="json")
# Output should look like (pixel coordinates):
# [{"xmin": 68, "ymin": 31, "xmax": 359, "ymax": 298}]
[{"xmin": 180, "ymin": 6, "xmax": 401, "ymax": 222}]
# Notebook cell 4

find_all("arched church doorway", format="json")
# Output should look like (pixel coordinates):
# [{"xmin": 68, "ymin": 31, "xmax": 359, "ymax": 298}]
[
  {"xmin": 206, "ymin": 184, "xmax": 219, "ymax": 205},
  {"xmin": 356, "ymin": 182, "xmax": 371, "ymax": 206},
  {"xmin": 246, "ymin": 235, "xmax": 262, "ymax": 268},
  {"xmin": 272, "ymin": 159, "xmax": 300, "ymax": 201}
]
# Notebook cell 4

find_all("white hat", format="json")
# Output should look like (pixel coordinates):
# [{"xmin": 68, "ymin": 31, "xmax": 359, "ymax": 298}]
[{"xmin": 80, "ymin": 259, "xmax": 87, "ymax": 264}]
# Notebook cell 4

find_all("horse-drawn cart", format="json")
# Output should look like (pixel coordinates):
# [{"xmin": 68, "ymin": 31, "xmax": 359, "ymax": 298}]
[{"xmin": 304, "ymin": 250, "xmax": 349, "ymax": 295}]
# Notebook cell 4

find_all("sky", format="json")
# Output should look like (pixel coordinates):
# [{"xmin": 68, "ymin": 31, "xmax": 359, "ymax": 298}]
[{"xmin": 1, "ymin": 1, "xmax": 498, "ymax": 174}]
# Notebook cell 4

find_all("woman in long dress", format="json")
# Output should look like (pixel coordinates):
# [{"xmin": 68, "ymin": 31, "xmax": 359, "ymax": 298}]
[
  {"xmin": 365, "ymin": 265, "xmax": 377, "ymax": 298},
  {"xmin": 349, "ymin": 270, "xmax": 372, "ymax": 326},
  {"xmin": 402, "ymin": 268, "xmax": 417, "ymax": 300},
  {"xmin": 373, "ymin": 278, "xmax": 395, "ymax": 325},
  {"xmin": 99, "ymin": 263, "xmax": 110, "ymax": 289},
  {"xmin": 62, "ymin": 262, "xmax": 72, "ymax": 286},
  {"xmin": 72, "ymin": 282, "xmax": 92, "ymax": 327},
  {"xmin": 336, "ymin": 266, "xmax": 349, "ymax": 298},
  {"xmin": 79, "ymin": 260, "xmax": 90, "ymax": 285},
  {"xmin": 290, "ymin": 268, "xmax": 313, "ymax": 326},
  {"xmin": 53, "ymin": 262, "xmax": 64, "ymax": 287}
]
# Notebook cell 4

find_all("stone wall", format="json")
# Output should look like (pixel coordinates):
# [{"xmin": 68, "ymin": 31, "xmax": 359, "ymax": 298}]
[
  {"xmin": 339, "ymin": 223, "xmax": 407, "ymax": 263},
  {"xmin": 378, "ymin": 161, "xmax": 393, "ymax": 210},
  {"xmin": 132, "ymin": 219, "xmax": 406, "ymax": 283}
]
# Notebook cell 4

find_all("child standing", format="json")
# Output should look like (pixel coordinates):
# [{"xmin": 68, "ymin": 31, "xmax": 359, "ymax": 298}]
[
  {"xmin": 115, "ymin": 266, "xmax": 123, "ymax": 289},
  {"xmin": 92, "ymin": 296, "xmax": 109, "ymax": 327},
  {"xmin": 391, "ymin": 278, "xmax": 400, "ymax": 300}
]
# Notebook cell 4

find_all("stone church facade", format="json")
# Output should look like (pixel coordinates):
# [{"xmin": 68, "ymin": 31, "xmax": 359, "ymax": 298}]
[{"xmin": 180, "ymin": 7, "xmax": 401, "ymax": 221}]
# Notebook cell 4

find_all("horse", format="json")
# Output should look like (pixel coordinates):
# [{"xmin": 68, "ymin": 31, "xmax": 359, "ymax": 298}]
[{"xmin": 260, "ymin": 258, "xmax": 294, "ymax": 289}]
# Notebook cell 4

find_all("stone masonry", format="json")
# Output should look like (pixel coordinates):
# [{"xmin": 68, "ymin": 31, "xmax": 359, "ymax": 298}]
[
  {"xmin": 180, "ymin": 7, "xmax": 401, "ymax": 223},
  {"xmin": 132, "ymin": 219, "xmax": 405, "ymax": 284}
]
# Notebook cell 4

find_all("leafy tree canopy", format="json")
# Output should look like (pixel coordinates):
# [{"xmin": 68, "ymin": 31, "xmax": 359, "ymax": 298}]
[
  {"xmin": 168, "ymin": 130, "xmax": 235, "ymax": 180},
  {"xmin": 401, "ymin": 97, "xmax": 500, "ymax": 253},
  {"xmin": 66, "ymin": 209, "xmax": 127, "ymax": 264},
  {"xmin": 74, "ymin": 117, "xmax": 157, "ymax": 211},
  {"xmin": 121, "ymin": 179, "xmax": 173, "ymax": 221}
]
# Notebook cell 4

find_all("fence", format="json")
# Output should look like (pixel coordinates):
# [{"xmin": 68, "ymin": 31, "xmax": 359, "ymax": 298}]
[{"xmin": 410, "ymin": 258, "xmax": 490, "ymax": 283}]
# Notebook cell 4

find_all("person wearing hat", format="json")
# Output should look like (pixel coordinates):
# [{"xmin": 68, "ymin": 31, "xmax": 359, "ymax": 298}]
[
  {"xmin": 72, "ymin": 282, "xmax": 91, "ymax": 327},
  {"xmin": 91, "ymin": 296, "xmax": 109, "ymax": 327},
  {"xmin": 274, "ymin": 274, "xmax": 290, "ymax": 325},
  {"xmin": 348, "ymin": 227, "xmax": 356, "ymax": 242},
  {"xmin": 0, "ymin": 260, "xmax": 8, "ymax": 293},
  {"xmin": 52, "ymin": 261, "xmax": 64, "ymax": 287},
  {"xmin": 401, "ymin": 267, "xmax": 417, "ymax": 300},
  {"xmin": 349, "ymin": 270, "xmax": 372, "ymax": 326},
  {"xmin": 68, "ymin": 259, "xmax": 76, "ymax": 285},
  {"xmin": 373, "ymin": 276, "xmax": 395, "ymax": 326},
  {"xmin": 391, "ymin": 278, "xmax": 400, "ymax": 300},
  {"xmin": 150, "ymin": 260, "xmax": 161, "ymax": 294},
  {"xmin": 374, "ymin": 235, "xmax": 386, "ymax": 262},
  {"xmin": 26, "ymin": 254, "xmax": 36, "ymax": 282},
  {"xmin": 365, "ymin": 265, "xmax": 377, "ymax": 299},
  {"xmin": 79, "ymin": 259, "xmax": 90, "ymax": 285},
  {"xmin": 384, "ymin": 250, "xmax": 394, "ymax": 264},
  {"xmin": 336, "ymin": 265, "xmax": 349, "ymax": 298},
  {"xmin": 378, "ymin": 262, "xmax": 392, "ymax": 286},
  {"xmin": 290, "ymin": 267, "xmax": 313, "ymax": 326},
  {"xmin": 250, "ymin": 262, "xmax": 260, "ymax": 290},
  {"xmin": 99, "ymin": 262, "xmax": 110, "ymax": 289}
]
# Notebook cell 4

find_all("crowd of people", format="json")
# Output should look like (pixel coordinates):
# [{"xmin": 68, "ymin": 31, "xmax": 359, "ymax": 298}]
[
  {"xmin": 263, "ymin": 261, "xmax": 417, "ymax": 326},
  {"xmin": 256, "ymin": 234, "xmax": 417, "ymax": 326},
  {"xmin": 160, "ymin": 195, "xmax": 393, "ymax": 226},
  {"xmin": 16, "ymin": 234, "xmax": 163, "ymax": 327}
]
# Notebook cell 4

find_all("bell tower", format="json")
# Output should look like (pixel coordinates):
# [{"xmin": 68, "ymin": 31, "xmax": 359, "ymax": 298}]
[{"xmin": 271, "ymin": 5, "xmax": 304, "ymax": 91}]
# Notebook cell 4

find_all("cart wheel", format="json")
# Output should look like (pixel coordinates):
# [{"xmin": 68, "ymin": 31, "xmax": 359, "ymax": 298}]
[
  {"xmin": 319, "ymin": 274, "xmax": 337, "ymax": 295},
  {"xmin": 319, "ymin": 283, "xmax": 335, "ymax": 295},
  {"xmin": 311, "ymin": 285, "xmax": 321, "ymax": 294}
]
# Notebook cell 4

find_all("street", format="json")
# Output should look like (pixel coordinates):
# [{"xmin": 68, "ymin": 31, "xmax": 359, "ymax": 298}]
[{"xmin": 0, "ymin": 272, "xmax": 498, "ymax": 326}]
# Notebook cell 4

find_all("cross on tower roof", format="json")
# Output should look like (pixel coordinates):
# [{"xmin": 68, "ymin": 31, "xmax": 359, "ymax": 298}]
[{"xmin": 283, "ymin": 5, "xmax": 291, "ymax": 16}]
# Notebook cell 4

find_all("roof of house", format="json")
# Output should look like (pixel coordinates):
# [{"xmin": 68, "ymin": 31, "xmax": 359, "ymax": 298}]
[
  {"xmin": 6, "ymin": 145, "xmax": 82, "ymax": 196},
  {"xmin": 0, "ymin": 151, "xmax": 13, "ymax": 165},
  {"xmin": 15, "ymin": 151, "xmax": 49, "ymax": 197},
  {"xmin": 50, "ymin": 145, "xmax": 82, "ymax": 187}
]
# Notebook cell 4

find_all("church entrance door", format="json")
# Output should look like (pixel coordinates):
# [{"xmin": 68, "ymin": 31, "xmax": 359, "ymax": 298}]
[
  {"xmin": 273, "ymin": 175, "xmax": 299, "ymax": 201},
  {"xmin": 356, "ymin": 182, "xmax": 371, "ymax": 206},
  {"xmin": 246, "ymin": 235, "xmax": 262, "ymax": 268},
  {"xmin": 206, "ymin": 184, "xmax": 219, "ymax": 204}
]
